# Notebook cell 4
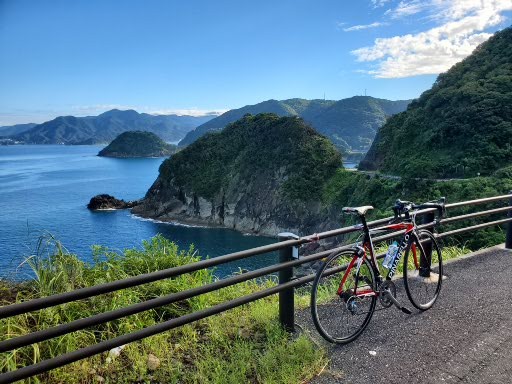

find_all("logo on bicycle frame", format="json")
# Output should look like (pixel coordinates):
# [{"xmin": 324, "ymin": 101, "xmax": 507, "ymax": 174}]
[{"xmin": 388, "ymin": 233, "xmax": 409, "ymax": 278}]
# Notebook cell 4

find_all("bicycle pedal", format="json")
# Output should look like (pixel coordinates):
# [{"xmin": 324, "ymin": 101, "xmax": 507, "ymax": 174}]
[
  {"xmin": 401, "ymin": 307, "xmax": 412, "ymax": 315},
  {"xmin": 382, "ymin": 289, "xmax": 412, "ymax": 315}
]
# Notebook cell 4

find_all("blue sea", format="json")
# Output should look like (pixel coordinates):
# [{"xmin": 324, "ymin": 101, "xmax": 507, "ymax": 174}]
[{"xmin": 0, "ymin": 145, "xmax": 278, "ymax": 280}]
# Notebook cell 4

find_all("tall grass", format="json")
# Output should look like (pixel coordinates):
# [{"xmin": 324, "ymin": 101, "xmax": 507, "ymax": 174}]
[{"xmin": 0, "ymin": 235, "xmax": 326, "ymax": 383}]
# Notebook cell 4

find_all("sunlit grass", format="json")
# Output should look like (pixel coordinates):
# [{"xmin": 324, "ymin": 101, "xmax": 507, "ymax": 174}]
[{"xmin": 0, "ymin": 234, "xmax": 326, "ymax": 383}]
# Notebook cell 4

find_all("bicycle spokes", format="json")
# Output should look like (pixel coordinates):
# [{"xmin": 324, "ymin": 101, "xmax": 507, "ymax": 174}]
[
  {"xmin": 311, "ymin": 251, "xmax": 377, "ymax": 344},
  {"xmin": 404, "ymin": 231, "xmax": 443, "ymax": 310}
]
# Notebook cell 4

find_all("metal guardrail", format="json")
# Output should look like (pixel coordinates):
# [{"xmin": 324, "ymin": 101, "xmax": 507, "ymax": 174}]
[{"xmin": 1, "ymin": 193, "xmax": 511, "ymax": 383}]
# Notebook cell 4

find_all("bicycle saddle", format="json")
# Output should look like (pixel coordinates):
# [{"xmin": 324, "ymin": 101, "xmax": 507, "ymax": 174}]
[{"xmin": 342, "ymin": 206, "xmax": 374, "ymax": 216}]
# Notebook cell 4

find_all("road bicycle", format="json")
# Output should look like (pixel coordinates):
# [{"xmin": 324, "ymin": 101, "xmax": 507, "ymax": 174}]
[{"xmin": 310, "ymin": 198, "xmax": 446, "ymax": 344}]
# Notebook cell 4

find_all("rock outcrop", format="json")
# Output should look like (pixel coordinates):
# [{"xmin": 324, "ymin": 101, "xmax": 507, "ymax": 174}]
[
  {"xmin": 132, "ymin": 114, "xmax": 343, "ymax": 235},
  {"xmin": 132, "ymin": 172, "xmax": 340, "ymax": 235},
  {"xmin": 88, "ymin": 194, "xmax": 140, "ymax": 210}
]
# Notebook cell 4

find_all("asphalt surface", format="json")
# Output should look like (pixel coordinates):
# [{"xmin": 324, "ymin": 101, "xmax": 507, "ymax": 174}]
[{"xmin": 296, "ymin": 246, "xmax": 512, "ymax": 384}]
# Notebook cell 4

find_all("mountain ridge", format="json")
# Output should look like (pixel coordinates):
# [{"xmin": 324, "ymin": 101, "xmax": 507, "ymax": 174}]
[
  {"xmin": 11, "ymin": 109, "xmax": 215, "ymax": 145},
  {"xmin": 178, "ymin": 96, "xmax": 411, "ymax": 151},
  {"xmin": 0, "ymin": 123, "xmax": 37, "ymax": 137}
]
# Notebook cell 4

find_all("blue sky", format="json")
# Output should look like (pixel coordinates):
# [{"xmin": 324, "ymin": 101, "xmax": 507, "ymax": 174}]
[{"xmin": 0, "ymin": 0, "xmax": 511, "ymax": 125}]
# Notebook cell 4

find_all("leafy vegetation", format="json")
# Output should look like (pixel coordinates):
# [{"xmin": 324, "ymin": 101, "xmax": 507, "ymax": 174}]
[
  {"xmin": 155, "ymin": 111, "xmax": 511, "ymax": 248},
  {"xmin": 98, "ymin": 131, "xmax": 177, "ymax": 158},
  {"xmin": 360, "ymin": 27, "xmax": 512, "ymax": 178},
  {"xmin": 162, "ymin": 113, "xmax": 342, "ymax": 201},
  {"xmin": 179, "ymin": 97, "xmax": 410, "ymax": 151},
  {"xmin": 323, "ymin": 169, "xmax": 512, "ymax": 249},
  {"xmin": 0, "ymin": 235, "xmax": 326, "ymax": 383}
]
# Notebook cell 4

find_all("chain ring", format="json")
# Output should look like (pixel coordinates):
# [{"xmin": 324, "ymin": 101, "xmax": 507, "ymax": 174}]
[{"xmin": 379, "ymin": 280, "xmax": 397, "ymax": 308}]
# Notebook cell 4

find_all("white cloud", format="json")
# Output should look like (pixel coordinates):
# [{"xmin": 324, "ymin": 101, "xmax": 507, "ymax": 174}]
[
  {"xmin": 385, "ymin": 0, "xmax": 427, "ymax": 19},
  {"xmin": 352, "ymin": 0, "xmax": 512, "ymax": 78},
  {"xmin": 150, "ymin": 108, "xmax": 226, "ymax": 117},
  {"xmin": 371, "ymin": 0, "xmax": 392, "ymax": 8},
  {"xmin": 431, "ymin": 0, "xmax": 498, "ymax": 21},
  {"xmin": 71, "ymin": 104, "xmax": 226, "ymax": 117},
  {"xmin": 343, "ymin": 22, "xmax": 388, "ymax": 32}
]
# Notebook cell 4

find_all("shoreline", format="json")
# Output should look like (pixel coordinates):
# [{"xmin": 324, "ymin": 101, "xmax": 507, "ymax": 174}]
[
  {"xmin": 130, "ymin": 209, "xmax": 278, "ymax": 238},
  {"xmin": 129, "ymin": 212, "xmax": 209, "ymax": 229}
]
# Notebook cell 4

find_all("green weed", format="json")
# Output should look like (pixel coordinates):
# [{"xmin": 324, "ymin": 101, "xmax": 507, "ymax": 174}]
[{"xmin": 0, "ymin": 235, "xmax": 325, "ymax": 383}]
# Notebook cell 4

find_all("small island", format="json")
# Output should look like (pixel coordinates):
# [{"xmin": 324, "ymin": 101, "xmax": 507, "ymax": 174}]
[
  {"xmin": 87, "ymin": 194, "xmax": 140, "ymax": 210},
  {"xmin": 98, "ymin": 131, "xmax": 177, "ymax": 158}
]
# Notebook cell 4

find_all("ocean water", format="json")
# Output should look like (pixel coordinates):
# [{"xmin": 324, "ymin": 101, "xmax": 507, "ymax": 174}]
[{"xmin": 0, "ymin": 145, "xmax": 278, "ymax": 280}]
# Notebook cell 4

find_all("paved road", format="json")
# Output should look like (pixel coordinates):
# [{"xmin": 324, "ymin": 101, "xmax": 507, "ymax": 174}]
[
  {"xmin": 296, "ymin": 246, "xmax": 512, "ymax": 384},
  {"xmin": 355, "ymin": 170, "xmax": 471, "ymax": 183}
]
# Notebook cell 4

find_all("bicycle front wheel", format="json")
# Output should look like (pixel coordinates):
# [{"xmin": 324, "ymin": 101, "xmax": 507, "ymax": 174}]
[
  {"xmin": 403, "ymin": 230, "xmax": 443, "ymax": 310},
  {"xmin": 310, "ymin": 250, "xmax": 377, "ymax": 344}
]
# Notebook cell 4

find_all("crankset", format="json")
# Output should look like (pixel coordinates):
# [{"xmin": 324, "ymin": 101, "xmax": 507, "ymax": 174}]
[{"xmin": 379, "ymin": 281, "xmax": 412, "ymax": 315}]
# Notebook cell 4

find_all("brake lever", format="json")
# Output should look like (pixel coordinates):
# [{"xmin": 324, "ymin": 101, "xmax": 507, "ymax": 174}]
[{"xmin": 390, "ymin": 207, "xmax": 400, "ymax": 224}]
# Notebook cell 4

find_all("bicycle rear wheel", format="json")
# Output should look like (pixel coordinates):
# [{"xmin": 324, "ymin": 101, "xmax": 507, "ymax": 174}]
[
  {"xmin": 310, "ymin": 250, "xmax": 377, "ymax": 344},
  {"xmin": 403, "ymin": 230, "xmax": 443, "ymax": 310}
]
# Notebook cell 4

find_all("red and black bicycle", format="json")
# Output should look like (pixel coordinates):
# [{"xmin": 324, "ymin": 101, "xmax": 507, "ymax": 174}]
[{"xmin": 310, "ymin": 198, "xmax": 446, "ymax": 344}]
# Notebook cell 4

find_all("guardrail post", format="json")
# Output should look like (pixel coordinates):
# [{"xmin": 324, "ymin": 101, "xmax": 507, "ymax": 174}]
[
  {"xmin": 278, "ymin": 232, "xmax": 299, "ymax": 332},
  {"xmin": 506, "ymin": 191, "xmax": 512, "ymax": 249},
  {"xmin": 420, "ymin": 211, "xmax": 435, "ymax": 277}
]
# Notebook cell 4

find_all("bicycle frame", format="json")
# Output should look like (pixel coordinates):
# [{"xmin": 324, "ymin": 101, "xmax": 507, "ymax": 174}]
[{"xmin": 342, "ymin": 216, "xmax": 428, "ymax": 298}]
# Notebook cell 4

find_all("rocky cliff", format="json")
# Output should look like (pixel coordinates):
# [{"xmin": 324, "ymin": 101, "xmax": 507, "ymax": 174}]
[{"xmin": 132, "ymin": 113, "xmax": 342, "ymax": 235}]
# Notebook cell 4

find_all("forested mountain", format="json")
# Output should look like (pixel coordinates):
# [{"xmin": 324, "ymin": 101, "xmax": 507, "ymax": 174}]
[
  {"xmin": 12, "ymin": 109, "xmax": 215, "ymax": 145},
  {"xmin": 178, "ymin": 97, "xmax": 411, "ymax": 151},
  {"xmin": 98, "ymin": 131, "xmax": 177, "ymax": 157},
  {"xmin": 133, "ymin": 113, "xmax": 342, "ymax": 234},
  {"xmin": 178, "ymin": 99, "xmax": 334, "ymax": 146},
  {"xmin": 360, "ymin": 27, "xmax": 512, "ymax": 178},
  {"xmin": 0, "ymin": 123, "xmax": 37, "ymax": 137},
  {"xmin": 133, "ymin": 112, "xmax": 512, "ymax": 247}
]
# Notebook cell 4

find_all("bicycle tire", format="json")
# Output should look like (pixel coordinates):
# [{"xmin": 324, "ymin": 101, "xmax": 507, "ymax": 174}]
[
  {"xmin": 310, "ymin": 250, "xmax": 377, "ymax": 344},
  {"xmin": 403, "ymin": 230, "xmax": 443, "ymax": 310}
]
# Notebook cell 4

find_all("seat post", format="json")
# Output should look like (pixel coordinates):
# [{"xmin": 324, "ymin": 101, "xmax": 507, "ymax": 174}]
[{"xmin": 359, "ymin": 214, "xmax": 371, "ymax": 239}]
